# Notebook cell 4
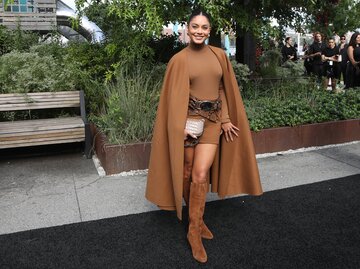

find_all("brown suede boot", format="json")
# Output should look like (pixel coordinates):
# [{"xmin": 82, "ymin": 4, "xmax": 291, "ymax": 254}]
[
  {"xmin": 187, "ymin": 182, "xmax": 208, "ymax": 263},
  {"xmin": 183, "ymin": 178, "xmax": 213, "ymax": 240},
  {"xmin": 199, "ymin": 200, "xmax": 213, "ymax": 240},
  {"xmin": 183, "ymin": 176, "xmax": 191, "ymax": 207}
]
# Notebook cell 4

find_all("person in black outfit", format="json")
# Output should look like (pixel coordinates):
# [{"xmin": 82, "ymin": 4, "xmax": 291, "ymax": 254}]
[
  {"xmin": 302, "ymin": 40, "xmax": 312, "ymax": 75},
  {"xmin": 338, "ymin": 35, "xmax": 348, "ymax": 85},
  {"xmin": 346, "ymin": 32, "xmax": 360, "ymax": 89},
  {"xmin": 321, "ymin": 38, "xmax": 340, "ymax": 91},
  {"xmin": 307, "ymin": 32, "xmax": 326, "ymax": 83},
  {"xmin": 281, "ymin": 37, "xmax": 298, "ymax": 63}
]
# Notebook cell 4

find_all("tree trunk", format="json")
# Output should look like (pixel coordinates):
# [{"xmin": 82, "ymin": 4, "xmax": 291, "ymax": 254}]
[
  {"xmin": 235, "ymin": 31, "xmax": 256, "ymax": 71},
  {"xmin": 208, "ymin": 27, "xmax": 222, "ymax": 48}
]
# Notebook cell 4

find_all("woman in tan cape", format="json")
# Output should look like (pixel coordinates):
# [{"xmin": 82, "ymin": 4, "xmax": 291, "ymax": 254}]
[{"xmin": 146, "ymin": 9, "xmax": 263, "ymax": 263}]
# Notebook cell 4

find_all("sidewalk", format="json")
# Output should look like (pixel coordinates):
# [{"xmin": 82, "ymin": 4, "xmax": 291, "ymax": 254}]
[{"xmin": 0, "ymin": 142, "xmax": 359, "ymax": 235}]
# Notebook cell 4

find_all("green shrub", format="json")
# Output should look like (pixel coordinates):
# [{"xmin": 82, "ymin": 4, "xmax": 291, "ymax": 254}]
[
  {"xmin": 231, "ymin": 60, "xmax": 251, "ymax": 86},
  {"xmin": 0, "ymin": 25, "xmax": 39, "ymax": 55},
  {"xmin": 0, "ymin": 51, "xmax": 77, "ymax": 93},
  {"xmin": 259, "ymin": 49, "xmax": 282, "ymax": 77},
  {"xmin": 91, "ymin": 63, "xmax": 163, "ymax": 144},
  {"xmin": 245, "ymin": 85, "xmax": 360, "ymax": 131}
]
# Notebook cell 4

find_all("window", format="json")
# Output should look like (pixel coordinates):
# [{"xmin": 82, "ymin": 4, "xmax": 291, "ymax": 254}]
[{"xmin": 3, "ymin": 0, "xmax": 35, "ymax": 13}]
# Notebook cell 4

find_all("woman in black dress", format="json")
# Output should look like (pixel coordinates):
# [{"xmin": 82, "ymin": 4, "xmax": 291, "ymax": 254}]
[{"xmin": 346, "ymin": 32, "xmax": 360, "ymax": 88}]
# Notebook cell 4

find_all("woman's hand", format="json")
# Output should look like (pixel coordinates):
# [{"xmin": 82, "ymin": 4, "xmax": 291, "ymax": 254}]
[
  {"xmin": 184, "ymin": 129, "xmax": 197, "ymax": 140},
  {"xmin": 221, "ymin": 122, "xmax": 239, "ymax": 142}
]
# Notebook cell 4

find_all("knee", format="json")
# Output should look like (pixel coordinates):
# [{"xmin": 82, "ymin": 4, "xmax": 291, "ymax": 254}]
[{"xmin": 191, "ymin": 169, "xmax": 207, "ymax": 184}]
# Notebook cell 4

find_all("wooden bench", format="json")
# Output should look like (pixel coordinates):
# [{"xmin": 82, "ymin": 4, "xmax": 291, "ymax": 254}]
[{"xmin": 0, "ymin": 90, "xmax": 92, "ymax": 158}]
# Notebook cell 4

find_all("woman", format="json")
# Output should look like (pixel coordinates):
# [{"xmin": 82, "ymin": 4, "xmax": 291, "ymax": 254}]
[
  {"xmin": 321, "ymin": 38, "xmax": 340, "ymax": 91},
  {"xmin": 281, "ymin": 37, "xmax": 298, "ymax": 63},
  {"xmin": 146, "ymin": 9, "xmax": 263, "ymax": 263},
  {"xmin": 338, "ymin": 35, "xmax": 348, "ymax": 85},
  {"xmin": 346, "ymin": 32, "xmax": 360, "ymax": 88}
]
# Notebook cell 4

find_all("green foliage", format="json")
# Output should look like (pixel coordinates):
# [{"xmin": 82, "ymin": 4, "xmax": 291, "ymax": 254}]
[
  {"xmin": 0, "ymin": 42, "xmax": 104, "ymax": 120},
  {"xmin": 64, "ymin": 41, "xmax": 110, "ymax": 81},
  {"xmin": 305, "ymin": 0, "xmax": 360, "ymax": 36},
  {"xmin": 29, "ymin": 36, "xmax": 65, "ymax": 62},
  {"xmin": 148, "ymin": 34, "xmax": 187, "ymax": 63},
  {"xmin": 259, "ymin": 49, "xmax": 282, "ymax": 77},
  {"xmin": 281, "ymin": 61, "xmax": 306, "ymax": 78},
  {"xmin": 0, "ymin": 25, "xmax": 39, "ymax": 55},
  {"xmin": 0, "ymin": 51, "xmax": 77, "ymax": 93},
  {"xmin": 257, "ymin": 50, "xmax": 306, "ymax": 79},
  {"xmin": 244, "ymin": 81, "xmax": 360, "ymax": 131},
  {"xmin": 231, "ymin": 60, "xmax": 251, "ymax": 85},
  {"xmin": 91, "ymin": 63, "xmax": 164, "ymax": 144}
]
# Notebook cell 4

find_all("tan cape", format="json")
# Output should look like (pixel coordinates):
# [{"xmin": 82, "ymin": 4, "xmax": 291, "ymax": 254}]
[{"xmin": 145, "ymin": 45, "xmax": 263, "ymax": 220}]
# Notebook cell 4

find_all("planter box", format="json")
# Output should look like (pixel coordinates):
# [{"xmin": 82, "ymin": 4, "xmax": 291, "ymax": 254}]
[
  {"xmin": 92, "ymin": 119, "xmax": 360, "ymax": 175},
  {"xmin": 252, "ymin": 119, "xmax": 360, "ymax": 154}
]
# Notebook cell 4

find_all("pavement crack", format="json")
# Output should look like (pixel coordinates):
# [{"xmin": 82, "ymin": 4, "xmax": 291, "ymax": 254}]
[
  {"xmin": 315, "ymin": 151, "xmax": 360, "ymax": 170},
  {"xmin": 76, "ymin": 177, "xmax": 102, "ymax": 189},
  {"xmin": 72, "ymin": 174, "xmax": 83, "ymax": 222}
]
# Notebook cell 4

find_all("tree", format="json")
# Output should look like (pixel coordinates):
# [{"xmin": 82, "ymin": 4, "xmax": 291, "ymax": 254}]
[{"xmin": 74, "ymin": 0, "xmax": 360, "ymax": 66}]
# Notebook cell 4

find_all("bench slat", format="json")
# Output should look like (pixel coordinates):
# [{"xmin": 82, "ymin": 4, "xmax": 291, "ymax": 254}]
[
  {"xmin": 0, "ymin": 102, "xmax": 80, "ymax": 111},
  {"xmin": 0, "ymin": 91, "xmax": 81, "ymax": 111},
  {"xmin": 0, "ymin": 117, "xmax": 84, "ymax": 135},
  {"xmin": 0, "ymin": 91, "xmax": 80, "ymax": 98},
  {"xmin": 0, "ymin": 96, "xmax": 79, "ymax": 104},
  {"xmin": 0, "ymin": 129, "xmax": 84, "ymax": 141},
  {"xmin": 0, "ymin": 137, "xmax": 86, "ymax": 149}
]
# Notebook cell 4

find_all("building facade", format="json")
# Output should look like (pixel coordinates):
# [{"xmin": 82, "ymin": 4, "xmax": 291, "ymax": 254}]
[{"xmin": 0, "ymin": 0, "xmax": 56, "ymax": 32}]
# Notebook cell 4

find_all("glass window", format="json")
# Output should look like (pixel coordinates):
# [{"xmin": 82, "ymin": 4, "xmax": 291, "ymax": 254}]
[{"xmin": 3, "ymin": 0, "xmax": 35, "ymax": 13}]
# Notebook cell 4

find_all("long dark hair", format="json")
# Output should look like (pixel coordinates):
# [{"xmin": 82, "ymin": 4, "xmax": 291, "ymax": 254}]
[
  {"xmin": 348, "ymin": 32, "xmax": 360, "ymax": 48},
  {"xmin": 188, "ymin": 8, "xmax": 211, "ymax": 25}
]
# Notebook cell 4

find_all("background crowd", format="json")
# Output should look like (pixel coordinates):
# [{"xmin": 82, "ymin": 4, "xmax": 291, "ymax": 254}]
[{"xmin": 281, "ymin": 31, "xmax": 360, "ymax": 91}]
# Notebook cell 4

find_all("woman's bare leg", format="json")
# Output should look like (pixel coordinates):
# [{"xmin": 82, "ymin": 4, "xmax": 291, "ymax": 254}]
[{"xmin": 191, "ymin": 144, "xmax": 218, "ymax": 184}]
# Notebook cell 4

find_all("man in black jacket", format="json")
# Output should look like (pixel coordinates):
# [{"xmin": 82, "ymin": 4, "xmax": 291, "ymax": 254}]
[{"xmin": 307, "ymin": 32, "xmax": 326, "ymax": 83}]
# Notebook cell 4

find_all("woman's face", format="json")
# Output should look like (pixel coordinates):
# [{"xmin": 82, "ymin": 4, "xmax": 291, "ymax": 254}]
[
  {"xmin": 356, "ymin": 34, "xmax": 360, "ymax": 44},
  {"xmin": 315, "ymin": 33, "xmax": 322, "ymax": 42},
  {"xmin": 328, "ymin": 39, "xmax": 335, "ymax": 48},
  {"xmin": 187, "ymin": 15, "xmax": 211, "ymax": 45}
]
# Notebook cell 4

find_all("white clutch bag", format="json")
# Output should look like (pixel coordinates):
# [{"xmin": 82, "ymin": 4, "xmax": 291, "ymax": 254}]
[{"xmin": 185, "ymin": 118, "xmax": 205, "ymax": 137}]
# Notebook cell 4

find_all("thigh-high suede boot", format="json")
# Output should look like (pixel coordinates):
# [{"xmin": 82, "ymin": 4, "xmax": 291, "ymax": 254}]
[{"xmin": 187, "ymin": 182, "xmax": 208, "ymax": 263}]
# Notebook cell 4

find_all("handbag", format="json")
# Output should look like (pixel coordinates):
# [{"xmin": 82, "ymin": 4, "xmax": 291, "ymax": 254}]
[{"xmin": 185, "ymin": 118, "xmax": 205, "ymax": 137}]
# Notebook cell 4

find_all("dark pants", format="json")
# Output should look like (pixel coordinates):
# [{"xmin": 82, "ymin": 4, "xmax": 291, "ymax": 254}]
[
  {"xmin": 312, "ymin": 64, "xmax": 323, "ymax": 83},
  {"xmin": 304, "ymin": 59, "xmax": 312, "ymax": 75},
  {"xmin": 339, "ymin": 62, "xmax": 347, "ymax": 83}
]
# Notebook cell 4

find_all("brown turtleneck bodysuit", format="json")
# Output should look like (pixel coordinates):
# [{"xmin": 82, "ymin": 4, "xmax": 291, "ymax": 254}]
[
  {"xmin": 186, "ymin": 45, "xmax": 230, "ymax": 145},
  {"xmin": 188, "ymin": 45, "xmax": 230, "ymax": 123}
]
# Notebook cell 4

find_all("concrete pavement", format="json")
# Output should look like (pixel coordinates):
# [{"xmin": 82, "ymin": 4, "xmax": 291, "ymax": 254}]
[{"xmin": 0, "ymin": 142, "xmax": 359, "ymax": 235}]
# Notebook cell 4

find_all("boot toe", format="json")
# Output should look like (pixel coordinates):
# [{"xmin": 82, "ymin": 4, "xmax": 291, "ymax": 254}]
[{"xmin": 194, "ymin": 251, "xmax": 207, "ymax": 263}]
